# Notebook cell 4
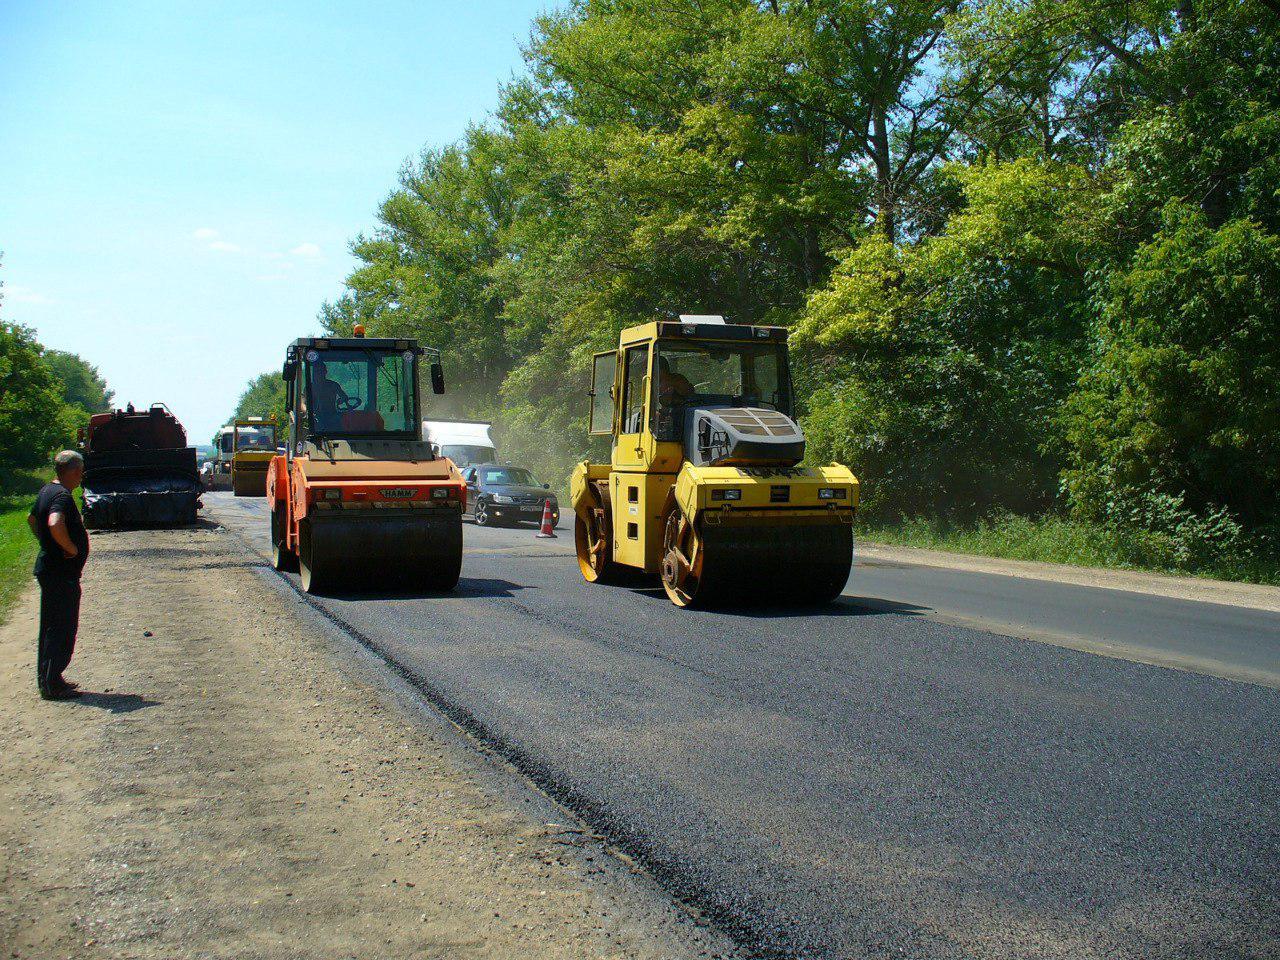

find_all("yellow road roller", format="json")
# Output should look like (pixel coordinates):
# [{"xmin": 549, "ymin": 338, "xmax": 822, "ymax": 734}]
[
  {"xmin": 570, "ymin": 315, "xmax": 859, "ymax": 607},
  {"xmin": 230, "ymin": 417, "xmax": 278, "ymax": 497}
]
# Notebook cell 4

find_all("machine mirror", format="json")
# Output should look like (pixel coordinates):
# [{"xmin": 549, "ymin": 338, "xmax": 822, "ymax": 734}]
[
  {"xmin": 430, "ymin": 361, "xmax": 446, "ymax": 395},
  {"xmin": 543, "ymin": 483, "xmax": 550, "ymax": 489},
  {"xmin": 282, "ymin": 359, "xmax": 297, "ymax": 382}
]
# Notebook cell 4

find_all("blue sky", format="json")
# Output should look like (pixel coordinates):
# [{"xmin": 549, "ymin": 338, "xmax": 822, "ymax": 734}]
[{"xmin": 0, "ymin": 0, "xmax": 551, "ymax": 442}]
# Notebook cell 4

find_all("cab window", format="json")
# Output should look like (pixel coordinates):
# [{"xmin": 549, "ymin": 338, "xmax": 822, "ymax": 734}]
[
  {"xmin": 305, "ymin": 349, "xmax": 415, "ymax": 435},
  {"xmin": 621, "ymin": 345, "xmax": 649, "ymax": 434},
  {"xmin": 589, "ymin": 352, "xmax": 616, "ymax": 435},
  {"xmin": 652, "ymin": 341, "xmax": 792, "ymax": 441}
]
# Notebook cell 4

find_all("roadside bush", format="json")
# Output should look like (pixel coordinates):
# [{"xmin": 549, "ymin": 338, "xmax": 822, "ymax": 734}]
[
  {"xmin": 795, "ymin": 160, "xmax": 1097, "ymax": 520},
  {"xmin": 1061, "ymin": 205, "xmax": 1280, "ymax": 531}
]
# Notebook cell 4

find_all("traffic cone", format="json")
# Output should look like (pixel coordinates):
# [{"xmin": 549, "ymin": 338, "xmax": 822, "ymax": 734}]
[{"xmin": 536, "ymin": 499, "xmax": 557, "ymax": 538}]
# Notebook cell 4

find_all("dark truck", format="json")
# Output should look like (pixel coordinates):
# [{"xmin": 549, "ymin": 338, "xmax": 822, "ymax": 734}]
[{"xmin": 80, "ymin": 403, "xmax": 202, "ymax": 527}]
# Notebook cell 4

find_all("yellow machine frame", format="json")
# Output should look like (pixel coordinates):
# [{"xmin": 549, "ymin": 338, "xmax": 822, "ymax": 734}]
[{"xmin": 570, "ymin": 319, "xmax": 860, "ymax": 606}]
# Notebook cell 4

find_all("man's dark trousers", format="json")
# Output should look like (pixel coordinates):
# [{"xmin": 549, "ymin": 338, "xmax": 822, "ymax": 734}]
[{"xmin": 36, "ymin": 574, "xmax": 80, "ymax": 694}]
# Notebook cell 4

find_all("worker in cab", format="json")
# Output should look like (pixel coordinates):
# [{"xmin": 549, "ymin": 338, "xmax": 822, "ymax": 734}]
[
  {"xmin": 657, "ymin": 355, "xmax": 695, "ymax": 407},
  {"xmin": 309, "ymin": 358, "xmax": 353, "ymax": 433}
]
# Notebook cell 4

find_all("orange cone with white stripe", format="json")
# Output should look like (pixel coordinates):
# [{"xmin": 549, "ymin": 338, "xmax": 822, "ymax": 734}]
[{"xmin": 536, "ymin": 499, "xmax": 557, "ymax": 538}]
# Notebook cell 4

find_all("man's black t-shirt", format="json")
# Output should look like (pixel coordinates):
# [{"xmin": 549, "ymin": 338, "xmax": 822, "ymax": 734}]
[{"xmin": 30, "ymin": 483, "xmax": 89, "ymax": 579}]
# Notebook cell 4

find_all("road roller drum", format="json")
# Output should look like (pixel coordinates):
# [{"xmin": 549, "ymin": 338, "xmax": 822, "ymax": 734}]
[{"xmin": 298, "ymin": 509, "xmax": 462, "ymax": 594}]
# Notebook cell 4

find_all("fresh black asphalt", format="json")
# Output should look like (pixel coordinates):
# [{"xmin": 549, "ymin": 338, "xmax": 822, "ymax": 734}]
[
  {"xmin": 851, "ymin": 555, "xmax": 1280, "ymax": 686},
  {"xmin": 210, "ymin": 494, "xmax": 1280, "ymax": 959}
]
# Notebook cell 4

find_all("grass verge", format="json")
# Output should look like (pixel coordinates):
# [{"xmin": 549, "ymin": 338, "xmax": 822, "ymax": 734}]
[
  {"xmin": 0, "ymin": 497, "xmax": 37, "ymax": 624},
  {"xmin": 858, "ymin": 513, "xmax": 1280, "ymax": 586}
]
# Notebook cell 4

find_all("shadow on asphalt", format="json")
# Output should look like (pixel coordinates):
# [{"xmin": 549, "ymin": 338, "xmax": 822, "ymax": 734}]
[
  {"xmin": 719, "ymin": 596, "xmax": 929, "ymax": 619},
  {"xmin": 457, "ymin": 577, "xmax": 530, "ymax": 598},
  {"xmin": 71, "ymin": 692, "xmax": 162, "ymax": 714},
  {"xmin": 319, "ymin": 577, "xmax": 529, "ymax": 602},
  {"xmin": 624, "ymin": 587, "xmax": 929, "ymax": 618}
]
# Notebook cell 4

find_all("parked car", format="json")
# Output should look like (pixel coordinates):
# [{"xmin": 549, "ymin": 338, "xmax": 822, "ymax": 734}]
[{"xmin": 462, "ymin": 463, "xmax": 559, "ymax": 528}]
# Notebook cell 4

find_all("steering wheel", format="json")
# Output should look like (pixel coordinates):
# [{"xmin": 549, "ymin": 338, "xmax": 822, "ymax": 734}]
[{"xmin": 335, "ymin": 391, "xmax": 361, "ymax": 412}]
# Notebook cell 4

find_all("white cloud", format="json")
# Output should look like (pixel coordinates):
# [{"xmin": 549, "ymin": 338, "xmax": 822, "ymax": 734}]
[
  {"xmin": 290, "ymin": 242, "xmax": 322, "ymax": 259},
  {"xmin": 4, "ymin": 284, "xmax": 52, "ymax": 305},
  {"xmin": 192, "ymin": 227, "xmax": 218, "ymax": 240},
  {"xmin": 207, "ymin": 240, "xmax": 242, "ymax": 253}
]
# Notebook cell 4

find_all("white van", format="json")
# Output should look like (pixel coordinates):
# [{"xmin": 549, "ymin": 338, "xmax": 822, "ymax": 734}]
[{"xmin": 422, "ymin": 420, "xmax": 497, "ymax": 468}]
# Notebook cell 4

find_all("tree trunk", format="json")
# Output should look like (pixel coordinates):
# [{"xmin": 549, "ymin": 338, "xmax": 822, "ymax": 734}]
[{"xmin": 871, "ymin": 106, "xmax": 897, "ymax": 243}]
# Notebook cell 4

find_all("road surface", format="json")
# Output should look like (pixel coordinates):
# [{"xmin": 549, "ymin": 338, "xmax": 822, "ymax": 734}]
[{"xmin": 208, "ymin": 493, "xmax": 1280, "ymax": 959}]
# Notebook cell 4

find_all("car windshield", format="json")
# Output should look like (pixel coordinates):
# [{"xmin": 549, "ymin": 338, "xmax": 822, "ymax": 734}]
[
  {"xmin": 304, "ymin": 348, "xmax": 416, "ymax": 436},
  {"xmin": 441, "ymin": 444, "xmax": 495, "ymax": 467},
  {"xmin": 482, "ymin": 467, "xmax": 536, "ymax": 486},
  {"xmin": 235, "ymin": 427, "xmax": 276, "ymax": 450}
]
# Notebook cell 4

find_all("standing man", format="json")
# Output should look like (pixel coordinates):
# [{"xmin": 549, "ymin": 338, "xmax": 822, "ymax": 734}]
[{"xmin": 28, "ymin": 450, "xmax": 89, "ymax": 700}]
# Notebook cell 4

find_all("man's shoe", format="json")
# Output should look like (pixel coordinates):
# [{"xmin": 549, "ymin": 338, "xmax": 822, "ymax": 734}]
[{"xmin": 41, "ymin": 686, "xmax": 81, "ymax": 701}]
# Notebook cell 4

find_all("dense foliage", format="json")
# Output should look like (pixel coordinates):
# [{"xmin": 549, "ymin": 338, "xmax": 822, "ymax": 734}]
[
  {"xmin": 0, "ymin": 322, "xmax": 98, "ymax": 489},
  {"xmin": 43, "ymin": 349, "xmax": 114, "ymax": 417},
  {"xmin": 231, "ymin": 372, "xmax": 288, "ymax": 431},
  {"xmin": 305, "ymin": 0, "xmax": 1277, "ymax": 572}
]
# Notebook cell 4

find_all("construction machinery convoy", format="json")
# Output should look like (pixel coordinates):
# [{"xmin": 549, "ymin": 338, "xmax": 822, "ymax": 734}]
[
  {"xmin": 80, "ymin": 403, "xmax": 202, "ymax": 528},
  {"xmin": 230, "ymin": 417, "xmax": 278, "ymax": 496},
  {"xmin": 570, "ymin": 315, "xmax": 859, "ymax": 607},
  {"xmin": 266, "ymin": 327, "xmax": 465, "ymax": 594}
]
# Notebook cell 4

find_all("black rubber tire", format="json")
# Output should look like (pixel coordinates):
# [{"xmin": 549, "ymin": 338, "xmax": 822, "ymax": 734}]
[
  {"xmin": 298, "ymin": 520, "xmax": 326, "ymax": 593},
  {"xmin": 271, "ymin": 508, "xmax": 299, "ymax": 572}
]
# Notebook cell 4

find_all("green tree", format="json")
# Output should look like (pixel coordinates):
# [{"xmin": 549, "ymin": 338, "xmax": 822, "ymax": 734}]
[
  {"xmin": 43, "ymin": 349, "xmax": 113, "ymax": 415},
  {"xmin": 794, "ymin": 158, "xmax": 1099, "ymax": 517},
  {"xmin": 0, "ymin": 323, "xmax": 76, "ymax": 486},
  {"xmin": 233, "ymin": 371, "xmax": 288, "ymax": 425},
  {"xmin": 1061, "ymin": 204, "xmax": 1280, "ymax": 530}
]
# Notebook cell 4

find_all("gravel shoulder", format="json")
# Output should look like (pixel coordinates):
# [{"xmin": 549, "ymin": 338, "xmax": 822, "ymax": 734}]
[{"xmin": 0, "ymin": 522, "xmax": 733, "ymax": 960}]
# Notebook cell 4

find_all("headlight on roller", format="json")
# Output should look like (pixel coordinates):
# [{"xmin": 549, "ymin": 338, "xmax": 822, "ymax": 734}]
[
  {"xmin": 322, "ymin": 488, "xmax": 341, "ymax": 501},
  {"xmin": 818, "ymin": 487, "xmax": 847, "ymax": 500},
  {"xmin": 431, "ymin": 487, "xmax": 450, "ymax": 500},
  {"xmin": 711, "ymin": 488, "xmax": 742, "ymax": 502}
]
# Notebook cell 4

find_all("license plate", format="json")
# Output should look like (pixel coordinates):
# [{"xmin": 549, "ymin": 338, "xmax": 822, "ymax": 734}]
[
  {"xmin": 522, "ymin": 505, "xmax": 542, "ymax": 514},
  {"xmin": 381, "ymin": 488, "xmax": 416, "ymax": 499}
]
